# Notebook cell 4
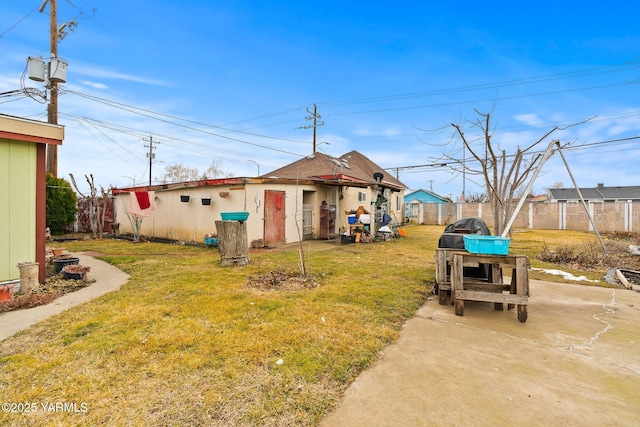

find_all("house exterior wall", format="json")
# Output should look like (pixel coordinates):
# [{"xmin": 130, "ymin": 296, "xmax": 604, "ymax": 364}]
[
  {"xmin": 339, "ymin": 186, "xmax": 370, "ymax": 230},
  {"xmin": 115, "ymin": 182, "xmax": 405, "ymax": 244},
  {"xmin": 341, "ymin": 186, "xmax": 405, "ymax": 231},
  {"xmin": 117, "ymin": 185, "xmax": 251, "ymax": 242},
  {"xmin": 0, "ymin": 139, "xmax": 37, "ymax": 284},
  {"xmin": 115, "ymin": 182, "xmax": 322, "ymax": 244},
  {"xmin": 1, "ymin": 116, "xmax": 63, "ymax": 284}
]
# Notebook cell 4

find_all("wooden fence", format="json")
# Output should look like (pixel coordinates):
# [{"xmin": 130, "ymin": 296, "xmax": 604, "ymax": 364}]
[{"xmin": 414, "ymin": 201, "xmax": 639, "ymax": 233}]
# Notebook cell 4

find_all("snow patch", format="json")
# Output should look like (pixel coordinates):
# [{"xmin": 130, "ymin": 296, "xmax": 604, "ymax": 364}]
[{"xmin": 531, "ymin": 268, "xmax": 599, "ymax": 283}]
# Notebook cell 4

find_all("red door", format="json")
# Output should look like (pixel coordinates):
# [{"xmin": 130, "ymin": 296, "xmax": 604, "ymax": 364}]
[{"xmin": 264, "ymin": 190, "xmax": 285, "ymax": 245}]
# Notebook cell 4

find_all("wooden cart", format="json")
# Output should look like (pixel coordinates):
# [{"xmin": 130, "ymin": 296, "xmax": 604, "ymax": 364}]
[{"xmin": 434, "ymin": 248, "xmax": 530, "ymax": 322}]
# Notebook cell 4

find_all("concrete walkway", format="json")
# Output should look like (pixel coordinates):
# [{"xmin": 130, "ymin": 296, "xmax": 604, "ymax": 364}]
[
  {"xmin": 0, "ymin": 252, "xmax": 129, "ymax": 341},
  {"xmin": 321, "ymin": 280, "xmax": 640, "ymax": 426}
]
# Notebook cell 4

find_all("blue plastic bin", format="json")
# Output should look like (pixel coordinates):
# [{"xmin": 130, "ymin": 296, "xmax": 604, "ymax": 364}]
[
  {"xmin": 220, "ymin": 212, "xmax": 250, "ymax": 221},
  {"xmin": 204, "ymin": 237, "xmax": 219, "ymax": 246},
  {"xmin": 463, "ymin": 235, "xmax": 510, "ymax": 255}
]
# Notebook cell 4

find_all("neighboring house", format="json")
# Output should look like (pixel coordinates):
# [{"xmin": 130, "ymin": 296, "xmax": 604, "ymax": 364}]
[
  {"xmin": 112, "ymin": 150, "xmax": 407, "ymax": 245},
  {"xmin": 0, "ymin": 114, "xmax": 64, "ymax": 285},
  {"xmin": 548, "ymin": 183, "xmax": 640, "ymax": 203},
  {"xmin": 404, "ymin": 188, "xmax": 450, "ymax": 224}
]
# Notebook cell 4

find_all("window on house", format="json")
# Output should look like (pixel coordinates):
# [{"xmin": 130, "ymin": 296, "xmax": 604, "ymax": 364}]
[
  {"xmin": 328, "ymin": 188, "xmax": 338, "ymax": 205},
  {"xmin": 358, "ymin": 191, "xmax": 367, "ymax": 202}
]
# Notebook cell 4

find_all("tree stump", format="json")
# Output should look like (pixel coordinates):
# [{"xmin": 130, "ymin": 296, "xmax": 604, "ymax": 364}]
[{"xmin": 215, "ymin": 220, "xmax": 251, "ymax": 267}]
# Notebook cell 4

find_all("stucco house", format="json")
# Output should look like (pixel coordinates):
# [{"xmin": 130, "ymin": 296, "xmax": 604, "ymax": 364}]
[
  {"xmin": 1, "ymin": 114, "xmax": 64, "ymax": 286},
  {"xmin": 404, "ymin": 188, "xmax": 450, "ymax": 224},
  {"xmin": 113, "ymin": 150, "xmax": 407, "ymax": 245}
]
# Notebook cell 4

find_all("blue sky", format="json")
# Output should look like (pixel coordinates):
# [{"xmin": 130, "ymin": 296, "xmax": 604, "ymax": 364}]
[{"xmin": 2, "ymin": 1, "xmax": 639, "ymax": 197}]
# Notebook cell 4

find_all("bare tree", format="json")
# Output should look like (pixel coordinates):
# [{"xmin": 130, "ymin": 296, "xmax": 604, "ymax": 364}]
[
  {"xmin": 69, "ymin": 173, "xmax": 112, "ymax": 239},
  {"xmin": 161, "ymin": 161, "xmax": 234, "ymax": 183},
  {"xmin": 200, "ymin": 160, "xmax": 234, "ymax": 179},
  {"xmin": 161, "ymin": 163, "xmax": 200, "ymax": 183},
  {"xmin": 450, "ymin": 110, "xmax": 569, "ymax": 235},
  {"xmin": 464, "ymin": 192, "xmax": 487, "ymax": 203}
]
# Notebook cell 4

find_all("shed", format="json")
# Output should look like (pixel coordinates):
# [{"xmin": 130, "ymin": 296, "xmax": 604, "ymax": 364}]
[{"xmin": 0, "ymin": 114, "xmax": 64, "ymax": 285}]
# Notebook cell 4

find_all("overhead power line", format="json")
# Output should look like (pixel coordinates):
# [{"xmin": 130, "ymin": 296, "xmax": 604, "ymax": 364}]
[
  {"xmin": 65, "ymin": 90, "xmax": 311, "ymax": 145},
  {"xmin": 326, "ymin": 80, "xmax": 637, "ymax": 117},
  {"xmin": 0, "ymin": 6, "xmax": 39, "ymax": 39},
  {"xmin": 385, "ymin": 136, "xmax": 640, "ymax": 172},
  {"xmin": 318, "ymin": 62, "xmax": 639, "ymax": 109}
]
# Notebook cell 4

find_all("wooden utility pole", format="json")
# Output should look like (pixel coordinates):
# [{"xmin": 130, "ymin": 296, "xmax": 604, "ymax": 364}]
[
  {"xmin": 144, "ymin": 136, "xmax": 157, "ymax": 186},
  {"xmin": 46, "ymin": 0, "xmax": 59, "ymax": 177},
  {"xmin": 299, "ymin": 104, "xmax": 324, "ymax": 154}
]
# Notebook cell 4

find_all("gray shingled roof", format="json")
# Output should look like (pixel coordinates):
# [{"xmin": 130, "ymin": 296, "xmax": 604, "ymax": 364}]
[
  {"xmin": 548, "ymin": 184, "xmax": 640, "ymax": 201},
  {"xmin": 261, "ymin": 150, "xmax": 407, "ymax": 190}
]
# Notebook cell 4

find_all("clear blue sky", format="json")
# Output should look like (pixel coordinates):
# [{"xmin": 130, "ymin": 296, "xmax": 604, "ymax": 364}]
[{"xmin": 2, "ymin": 1, "xmax": 639, "ymax": 197}]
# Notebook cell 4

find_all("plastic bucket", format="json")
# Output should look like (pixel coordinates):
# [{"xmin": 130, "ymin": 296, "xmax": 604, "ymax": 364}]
[{"xmin": 53, "ymin": 257, "xmax": 79, "ymax": 273}]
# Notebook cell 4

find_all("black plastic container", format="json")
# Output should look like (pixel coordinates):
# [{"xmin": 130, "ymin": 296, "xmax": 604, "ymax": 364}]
[{"xmin": 53, "ymin": 257, "xmax": 79, "ymax": 273}]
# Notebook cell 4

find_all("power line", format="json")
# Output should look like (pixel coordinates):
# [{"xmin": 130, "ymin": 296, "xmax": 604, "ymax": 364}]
[
  {"xmin": 385, "ymin": 136, "xmax": 640, "ymax": 171},
  {"xmin": 0, "ymin": 6, "xmax": 39, "ymax": 39},
  {"xmin": 65, "ymin": 90, "xmax": 311, "ymax": 145},
  {"xmin": 326, "ymin": 80, "xmax": 637, "ymax": 117},
  {"xmin": 317, "ymin": 62, "xmax": 639, "ymax": 108},
  {"xmin": 65, "ymin": 115, "xmax": 283, "ymax": 164}
]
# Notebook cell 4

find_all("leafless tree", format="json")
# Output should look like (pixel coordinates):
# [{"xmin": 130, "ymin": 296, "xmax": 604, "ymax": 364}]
[
  {"xmin": 201, "ymin": 160, "xmax": 234, "ymax": 179},
  {"xmin": 161, "ymin": 160, "xmax": 234, "ymax": 183},
  {"xmin": 161, "ymin": 163, "xmax": 200, "ymax": 183},
  {"xmin": 464, "ymin": 192, "xmax": 488, "ymax": 203},
  {"xmin": 69, "ymin": 173, "xmax": 112, "ymax": 239},
  {"xmin": 449, "ymin": 110, "xmax": 574, "ymax": 235}
]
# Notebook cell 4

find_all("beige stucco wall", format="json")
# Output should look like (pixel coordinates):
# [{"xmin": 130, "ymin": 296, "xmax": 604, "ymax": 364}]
[
  {"xmin": 115, "ymin": 183, "xmax": 406, "ymax": 244},
  {"xmin": 116, "ymin": 182, "xmax": 321, "ymax": 244}
]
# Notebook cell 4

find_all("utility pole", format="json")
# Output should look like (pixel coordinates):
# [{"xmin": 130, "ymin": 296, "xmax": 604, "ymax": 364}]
[
  {"xmin": 298, "ymin": 104, "xmax": 324, "ymax": 154},
  {"xmin": 37, "ymin": 0, "xmax": 78, "ymax": 176},
  {"xmin": 461, "ymin": 141, "xmax": 466, "ymax": 203},
  {"xmin": 144, "ymin": 136, "xmax": 158, "ymax": 186},
  {"xmin": 46, "ymin": 0, "xmax": 59, "ymax": 177}
]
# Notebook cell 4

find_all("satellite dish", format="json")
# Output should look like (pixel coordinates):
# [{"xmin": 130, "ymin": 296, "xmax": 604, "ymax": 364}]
[{"xmin": 373, "ymin": 172, "xmax": 384, "ymax": 182}]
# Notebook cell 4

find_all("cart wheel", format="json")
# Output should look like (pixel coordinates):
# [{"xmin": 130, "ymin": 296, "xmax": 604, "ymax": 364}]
[
  {"xmin": 517, "ymin": 305, "xmax": 528, "ymax": 323},
  {"xmin": 438, "ymin": 291, "xmax": 449, "ymax": 305},
  {"xmin": 454, "ymin": 300, "xmax": 464, "ymax": 316}
]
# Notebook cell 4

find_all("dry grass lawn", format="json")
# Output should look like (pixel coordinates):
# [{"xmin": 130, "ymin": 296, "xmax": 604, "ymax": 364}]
[{"xmin": 0, "ymin": 225, "xmax": 631, "ymax": 426}]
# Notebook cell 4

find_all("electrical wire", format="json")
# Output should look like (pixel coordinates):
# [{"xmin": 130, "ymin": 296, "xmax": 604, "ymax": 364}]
[
  {"xmin": 385, "ymin": 136, "xmax": 640, "ymax": 171},
  {"xmin": 317, "ymin": 62, "xmax": 639, "ymax": 108},
  {"xmin": 0, "ymin": 6, "xmax": 38, "ymax": 40},
  {"xmin": 66, "ymin": 90, "xmax": 311, "ymax": 146},
  {"xmin": 326, "ymin": 80, "xmax": 637, "ymax": 117},
  {"xmin": 67, "ymin": 115, "xmax": 278, "ymax": 164}
]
